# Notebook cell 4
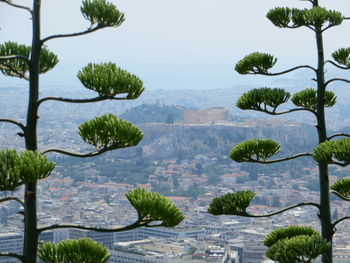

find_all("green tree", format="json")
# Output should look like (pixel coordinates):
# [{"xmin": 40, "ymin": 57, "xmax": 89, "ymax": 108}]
[
  {"xmin": 208, "ymin": 1, "xmax": 350, "ymax": 262},
  {"xmin": 0, "ymin": 1, "xmax": 184, "ymax": 262}
]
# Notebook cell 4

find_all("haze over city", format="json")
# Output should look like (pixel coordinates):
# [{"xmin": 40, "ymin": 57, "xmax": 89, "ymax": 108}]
[{"xmin": 1, "ymin": 0, "xmax": 350, "ymax": 90}]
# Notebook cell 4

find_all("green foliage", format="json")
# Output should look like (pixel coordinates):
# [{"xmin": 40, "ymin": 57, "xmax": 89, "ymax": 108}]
[
  {"xmin": 331, "ymin": 178, "xmax": 350, "ymax": 198},
  {"xmin": 230, "ymin": 139, "xmax": 280, "ymax": 162},
  {"xmin": 38, "ymin": 238, "xmax": 110, "ymax": 263},
  {"xmin": 77, "ymin": 62, "xmax": 144, "ymax": 99},
  {"xmin": 267, "ymin": 7, "xmax": 343, "ymax": 30},
  {"xmin": 313, "ymin": 138, "xmax": 350, "ymax": 165},
  {"xmin": 0, "ymin": 149, "xmax": 55, "ymax": 191},
  {"xmin": 81, "ymin": 0, "xmax": 125, "ymax": 28},
  {"xmin": 235, "ymin": 52, "xmax": 277, "ymax": 75},
  {"xmin": 313, "ymin": 140, "xmax": 334, "ymax": 164},
  {"xmin": 332, "ymin": 47, "xmax": 350, "ymax": 67},
  {"xmin": 264, "ymin": 226, "xmax": 319, "ymax": 247},
  {"xmin": 291, "ymin": 88, "xmax": 336, "ymax": 110},
  {"xmin": 20, "ymin": 151, "xmax": 56, "ymax": 183},
  {"xmin": 0, "ymin": 42, "xmax": 58, "ymax": 78},
  {"xmin": 207, "ymin": 190, "xmax": 255, "ymax": 216},
  {"xmin": 0, "ymin": 149, "xmax": 21, "ymax": 191},
  {"xmin": 267, "ymin": 7, "xmax": 299, "ymax": 28},
  {"xmin": 0, "ymin": 42, "xmax": 30, "ymax": 78},
  {"xmin": 266, "ymin": 234, "xmax": 330, "ymax": 263},
  {"xmin": 40, "ymin": 48, "xmax": 60, "ymax": 74},
  {"xmin": 236, "ymin": 87, "xmax": 290, "ymax": 112},
  {"xmin": 78, "ymin": 113, "xmax": 144, "ymax": 150},
  {"xmin": 298, "ymin": 7, "xmax": 343, "ymax": 29},
  {"xmin": 126, "ymin": 188, "xmax": 185, "ymax": 227}
]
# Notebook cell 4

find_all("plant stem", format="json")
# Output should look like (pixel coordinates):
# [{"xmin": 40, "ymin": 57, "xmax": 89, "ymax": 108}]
[
  {"xmin": 23, "ymin": 0, "xmax": 41, "ymax": 262},
  {"xmin": 38, "ymin": 221, "xmax": 144, "ymax": 234},
  {"xmin": 314, "ymin": 5, "xmax": 333, "ymax": 261},
  {"xmin": 0, "ymin": 197, "xmax": 24, "ymax": 206}
]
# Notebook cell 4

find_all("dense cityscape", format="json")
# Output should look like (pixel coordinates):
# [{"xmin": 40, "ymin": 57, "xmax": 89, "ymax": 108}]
[
  {"xmin": 1, "ymin": 87, "xmax": 350, "ymax": 262},
  {"xmin": 1, "ymin": 0, "xmax": 350, "ymax": 262}
]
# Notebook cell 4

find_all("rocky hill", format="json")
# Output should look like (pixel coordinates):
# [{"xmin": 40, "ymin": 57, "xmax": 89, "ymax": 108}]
[{"xmin": 109, "ymin": 119, "xmax": 318, "ymax": 161}]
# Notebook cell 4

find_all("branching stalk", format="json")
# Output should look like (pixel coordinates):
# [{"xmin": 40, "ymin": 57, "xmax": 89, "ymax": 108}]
[
  {"xmin": 38, "ymin": 221, "xmax": 145, "ymax": 234},
  {"xmin": 331, "ymin": 161, "xmax": 349, "ymax": 167},
  {"xmin": 0, "ymin": 118, "xmax": 26, "ymax": 132},
  {"xmin": 330, "ymin": 190, "xmax": 350, "ymax": 201},
  {"xmin": 248, "ymin": 153, "xmax": 312, "ymax": 164},
  {"xmin": 242, "ymin": 202, "xmax": 320, "ymax": 218},
  {"xmin": 41, "ymin": 26, "xmax": 101, "ymax": 44},
  {"xmin": 324, "ymin": 60, "xmax": 349, "ymax": 70},
  {"xmin": 325, "ymin": 78, "xmax": 350, "ymax": 88},
  {"xmin": 250, "ymin": 65, "xmax": 317, "ymax": 76},
  {"xmin": 41, "ymin": 146, "xmax": 113, "ymax": 158},
  {"xmin": 0, "ymin": 252, "xmax": 24, "ymax": 262},
  {"xmin": 332, "ymin": 216, "xmax": 350, "ymax": 229},
  {"xmin": 0, "ymin": 55, "xmax": 30, "ymax": 63},
  {"xmin": 327, "ymin": 133, "xmax": 350, "ymax": 140},
  {"xmin": 255, "ymin": 108, "xmax": 317, "ymax": 118},
  {"xmin": 0, "ymin": 0, "xmax": 32, "ymax": 14},
  {"xmin": 322, "ymin": 25, "xmax": 340, "ymax": 33},
  {"xmin": 0, "ymin": 197, "xmax": 24, "ymax": 206},
  {"xmin": 0, "ymin": 64, "xmax": 29, "ymax": 80},
  {"xmin": 37, "ymin": 95, "xmax": 129, "ymax": 107}
]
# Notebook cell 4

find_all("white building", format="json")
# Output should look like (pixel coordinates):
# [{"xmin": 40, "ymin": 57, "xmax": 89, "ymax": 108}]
[
  {"xmin": 114, "ymin": 227, "xmax": 206, "ymax": 242},
  {"xmin": 110, "ymin": 240, "xmax": 239, "ymax": 263}
]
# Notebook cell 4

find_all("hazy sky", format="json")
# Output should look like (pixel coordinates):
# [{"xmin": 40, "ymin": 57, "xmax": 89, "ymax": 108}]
[{"xmin": 1, "ymin": 0, "xmax": 349, "ymax": 90}]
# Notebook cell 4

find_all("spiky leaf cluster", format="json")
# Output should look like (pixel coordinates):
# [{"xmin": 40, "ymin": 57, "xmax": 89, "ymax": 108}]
[
  {"xmin": 267, "ymin": 7, "xmax": 343, "ymax": 30},
  {"xmin": 78, "ymin": 114, "xmax": 143, "ymax": 150},
  {"xmin": 313, "ymin": 138, "xmax": 350, "ymax": 165},
  {"xmin": 126, "ymin": 188, "xmax": 185, "ymax": 227},
  {"xmin": 266, "ymin": 235, "xmax": 330, "ymax": 263},
  {"xmin": 267, "ymin": 7, "xmax": 300, "ymax": 28},
  {"xmin": 230, "ymin": 139, "xmax": 280, "ymax": 162},
  {"xmin": 77, "ymin": 62, "xmax": 144, "ymax": 99},
  {"xmin": 207, "ymin": 190, "xmax": 255, "ymax": 216},
  {"xmin": 38, "ymin": 238, "xmax": 110, "ymax": 263},
  {"xmin": 332, "ymin": 47, "xmax": 350, "ymax": 67},
  {"xmin": 331, "ymin": 178, "xmax": 350, "ymax": 199},
  {"xmin": 19, "ymin": 151, "xmax": 56, "ymax": 183},
  {"xmin": 81, "ymin": 0, "xmax": 125, "ymax": 28},
  {"xmin": 0, "ymin": 42, "xmax": 58, "ymax": 78},
  {"xmin": 264, "ymin": 226, "xmax": 329, "ymax": 263},
  {"xmin": 264, "ymin": 226, "xmax": 320, "ymax": 247},
  {"xmin": 300, "ymin": 7, "xmax": 343, "ymax": 29},
  {"xmin": 0, "ymin": 149, "xmax": 55, "ymax": 191},
  {"xmin": 236, "ymin": 88, "xmax": 290, "ymax": 112},
  {"xmin": 235, "ymin": 52, "xmax": 277, "ymax": 75},
  {"xmin": 291, "ymin": 88, "xmax": 336, "ymax": 110},
  {"xmin": 0, "ymin": 149, "xmax": 21, "ymax": 191}
]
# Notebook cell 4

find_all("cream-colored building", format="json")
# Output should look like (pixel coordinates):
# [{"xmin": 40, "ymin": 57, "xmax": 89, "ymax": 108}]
[{"xmin": 184, "ymin": 108, "xmax": 229, "ymax": 123}]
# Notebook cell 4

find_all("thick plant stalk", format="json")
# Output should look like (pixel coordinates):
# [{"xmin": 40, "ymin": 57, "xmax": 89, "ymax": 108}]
[
  {"xmin": 314, "ymin": 20, "xmax": 333, "ymax": 263},
  {"xmin": 311, "ymin": 2, "xmax": 333, "ymax": 262},
  {"xmin": 23, "ymin": 0, "xmax": 41, "ymax": 262}
]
